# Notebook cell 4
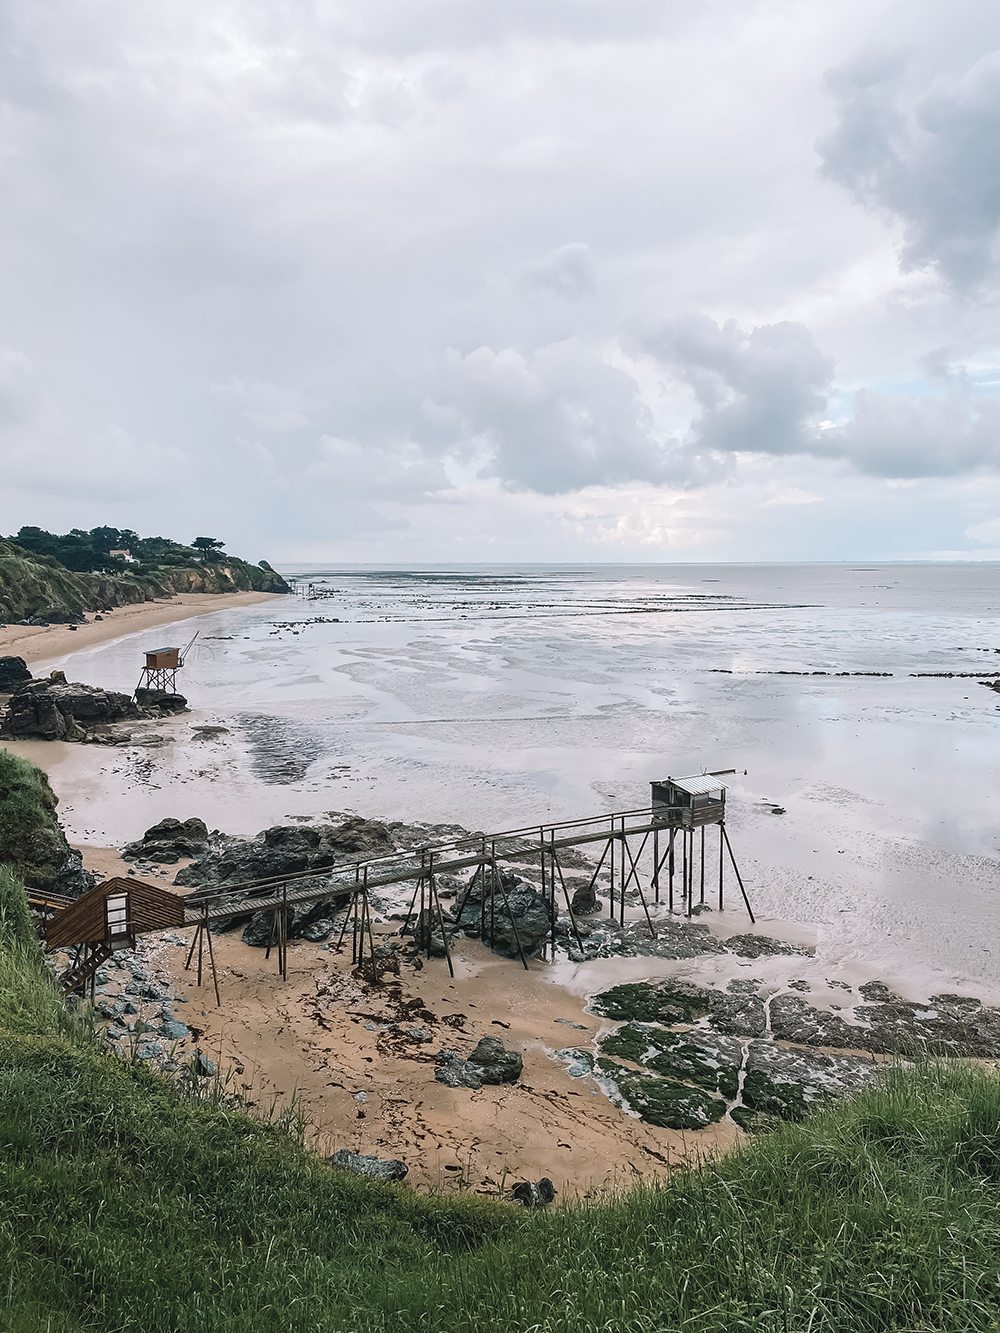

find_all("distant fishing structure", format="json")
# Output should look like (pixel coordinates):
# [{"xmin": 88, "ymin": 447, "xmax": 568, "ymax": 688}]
[
  {"xmin": 42, "ymin": 773, "xmax": 753, "ymax": 1004},
  {"xmin": 134, "ymin": 631, "xmax": 199, "ymax": 700}
]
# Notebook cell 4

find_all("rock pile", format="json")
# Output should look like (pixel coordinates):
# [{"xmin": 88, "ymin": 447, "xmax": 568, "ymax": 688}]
[{"xmin": 329, "ymin": 1149, "xmax": 408, "ymax": 1182}]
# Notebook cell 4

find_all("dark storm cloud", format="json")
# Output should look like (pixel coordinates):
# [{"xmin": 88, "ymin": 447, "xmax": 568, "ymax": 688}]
[{"xmin": 818, "ymin": 48, "xmax": 1000, "ymax": 285}]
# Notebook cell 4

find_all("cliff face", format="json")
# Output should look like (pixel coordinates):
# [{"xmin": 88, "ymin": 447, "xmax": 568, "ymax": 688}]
[{"xmin": 0, "ymin": 542, "xmax": 289, "ymax": 622}]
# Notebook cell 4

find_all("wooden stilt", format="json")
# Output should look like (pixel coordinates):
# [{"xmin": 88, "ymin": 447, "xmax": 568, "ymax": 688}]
[
  {"xmin": 204, "ymin": 905, "xmax": 221, "ymax": 1006},
  {"xmin": 721, "ymin": 823, "xmax": 755, "ymax": 923},
  {"xmin": 700, "ymin": 824, "xmax": 706, "ymax": 905}
]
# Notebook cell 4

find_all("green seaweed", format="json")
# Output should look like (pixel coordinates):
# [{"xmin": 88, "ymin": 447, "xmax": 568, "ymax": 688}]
[
  {"xmin": 596, "ymin": 1058, "xmax": 728, "ymax": 1130},
  {"xmin": 591, "ymin": 980, "xmax": 713, "ymax": 1024},
  {"xmin": 741, "ymin": 1069, "xmax": 809, "ymax": 1121}
]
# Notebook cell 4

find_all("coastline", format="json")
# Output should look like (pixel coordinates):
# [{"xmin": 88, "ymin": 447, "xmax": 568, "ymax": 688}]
[{"xmin": 1, "ymin": 590, "xmax": 284, "ymax": 669}]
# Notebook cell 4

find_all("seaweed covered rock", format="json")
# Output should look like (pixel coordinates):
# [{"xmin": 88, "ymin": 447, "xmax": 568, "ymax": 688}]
[
  {"xmin": 590, "ymin": 980, "xmax": 715, "ymax": 1024},
  {"xmin": 434, "ymin": 1049, "xmax": 485, "ymax": 1090},
  {"xmin": 597, "ymin": 1059, "xmax": 728, "ymax": 1129}
]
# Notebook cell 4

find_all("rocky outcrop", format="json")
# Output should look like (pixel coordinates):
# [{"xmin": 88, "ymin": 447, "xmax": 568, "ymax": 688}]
[
  {"xmin": 452, "ymin": 867, "xmax": 553, "ymax": 958},
  {"xmin": 123, "ymin": 817, "xmax": 210, "ymax": 864},
  {"xmin": 2, "ymin": 677, "xmax": 141, "ymax": 740},
  {"xmin": 0, "ymin": 657, "xmax": 31, "ymax": 691},
  {"xmin": 174, "ymin": 817, "xmax": 399, "ymax": 889}
]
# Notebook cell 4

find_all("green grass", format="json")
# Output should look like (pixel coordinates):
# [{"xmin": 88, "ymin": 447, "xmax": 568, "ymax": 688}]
[{"xmin": 3, "ymin": 867, "xmax": 1000, "ymax": 1332}]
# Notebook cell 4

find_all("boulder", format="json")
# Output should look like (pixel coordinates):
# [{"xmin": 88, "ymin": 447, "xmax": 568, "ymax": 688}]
[
  {"xmin": 123, "ymin": 816, "xmax": 209, "ymax": 863},
  {"xmin": 512, "ymin": 1178, "xmax": 555, "ymax": 1207},
  {"xmin": 0, "ymin": 656, "xmax": 30, "ymax": 692},
  {"xmin": 329, "ymin": 1149, "xmax": 408, "ymax": 1182},
  {"xmin": 466, "ymin": 1035, "xmax": 523, "ymax": 1084},
  {"xmin": 434, "ymin": 1049, "xmax": 484, "ymax": 1089},
  {"xmin": 173, "ymin": 816, "xmax": 398, "ymax": 889}
]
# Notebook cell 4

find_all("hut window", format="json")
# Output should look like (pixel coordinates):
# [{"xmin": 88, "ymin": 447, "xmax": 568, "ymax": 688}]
[{"xmin": 105, "ymin": 894, "xmax": 129, "ymax": 937}]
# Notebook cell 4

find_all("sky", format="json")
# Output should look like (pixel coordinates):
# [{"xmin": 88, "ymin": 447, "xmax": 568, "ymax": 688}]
[{"xmin": 2, "ymin": 0, "xmax": 1000, "ymax": 563}]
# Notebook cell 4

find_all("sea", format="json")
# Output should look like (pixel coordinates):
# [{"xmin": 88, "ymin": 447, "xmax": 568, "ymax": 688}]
[{"xmin": 43, "ymin": 563, "xmax": 1000, "ymax": 999}]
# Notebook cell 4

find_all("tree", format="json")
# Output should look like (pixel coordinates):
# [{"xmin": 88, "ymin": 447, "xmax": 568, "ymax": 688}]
[{"xmin": 191, "ymin": 537, "xmax": 226, "ymax": 562}]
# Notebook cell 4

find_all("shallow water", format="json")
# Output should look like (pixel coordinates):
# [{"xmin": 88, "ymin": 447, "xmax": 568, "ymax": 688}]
[{"xmin": 42, "ymin": 563, "xmax": 1000, "ymax": 996}]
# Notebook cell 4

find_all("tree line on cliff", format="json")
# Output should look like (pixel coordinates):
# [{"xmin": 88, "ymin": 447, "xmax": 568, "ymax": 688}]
[{"xmin": 0, "ymin": 525, "xmax": 289, "ymax": 622}]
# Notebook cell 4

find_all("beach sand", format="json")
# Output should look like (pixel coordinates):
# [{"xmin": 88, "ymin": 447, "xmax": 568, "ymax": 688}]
[
  {"xmin": 1, "ymin": 590, "xmax": 283, "ymax": 669},
  {"xmin": 139, "ymin": 916, "xmax": 741, "ymax": 1197}
]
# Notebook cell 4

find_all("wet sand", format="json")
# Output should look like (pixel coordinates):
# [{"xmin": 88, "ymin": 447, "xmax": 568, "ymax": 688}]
[
  {"xmin": 1, "ymin": 590, "xmax": 283, "ymax": 668},
  {"xmin": 144, "ymin": 921, "xmax": 741, "ymax": 1197}
]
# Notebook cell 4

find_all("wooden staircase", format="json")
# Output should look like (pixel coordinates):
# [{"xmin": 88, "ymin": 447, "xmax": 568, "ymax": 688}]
[{"xmin": 60, "ymin": 941, "xmax": 113, "ymax": 997}]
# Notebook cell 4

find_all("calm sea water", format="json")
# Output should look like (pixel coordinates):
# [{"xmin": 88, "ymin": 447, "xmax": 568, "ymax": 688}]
[{"xmin": 46, "ymin": 563, "xmax": 1000, "ymax": 993}]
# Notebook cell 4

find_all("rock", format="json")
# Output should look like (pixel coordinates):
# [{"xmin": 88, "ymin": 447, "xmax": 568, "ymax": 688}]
[
  {"xmin": 709, "ymin": 985, "xmax": 767, "ymax": 1038},
  {"xmin": 134, "ymin": 689, "xmax": 188, "ymax": 712},
  {"xmin": 0, "ymin": 656, "xmax": 30, "ymax": 691},
  {"xmin": 725, "ymin": 934, "xmax": 811, "ymax": 959},
  {"xmin": 597, "ymin": 1059, "xmax": 728, "ymax": 1129},
  {"xmin": 48, "ymin": 849, "xmax": 97, "ymax": 898},
  {"xmin": 738, "ymin": 1042, "xmax": 878, "ymax": 1122},
  {"xmin": 123, "ymin": 816, "xmax": 209, "ymax": 863},
  {"xmin": 2, "ymin": 677, "xmax": 140, "ymax": 741},
  {"xmin": 467, "ymin": 1035, "xmax": 523, "ymax": 1084},
  {"xmin": 174, "ymin": 816, "xmax": 399, "ymax": 889},
  {"xmin": 566, "ymin": 915, "xmax": 727, "ymax": 964},
  {"xmin": 434, "ymin": 1049, "xmax": 483, "ymax": 1089},
  {"xmin": 512, "ymin": 1178, "xmax": 555, "ymax": 1207},
  {"xmin": 567, "ymin": 876, "xmax": 602, "ymax": 915},
  {"xmin": 194, "ymin": 1053, "xmax": 216, "ymax": 1077},
  {"xmin": 454, "ymin": 867, "xmax": 553, "ymax": 958},
  {"xmin": 329, "ymin": 1149, "xmax": 408, "ymax": 1182},
  {"xmin": 160, "ymin": 1020, "xmax": 190, "ymax": 1041},
  {"xmin": 591, "ymin": 980, "xmax": 714, "ymax": 1024}
]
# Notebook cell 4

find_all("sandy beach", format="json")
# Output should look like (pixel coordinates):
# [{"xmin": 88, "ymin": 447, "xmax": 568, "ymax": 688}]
[{"xmin": 1, "ymin": 590, "xmax": 283, "ymax": 669}]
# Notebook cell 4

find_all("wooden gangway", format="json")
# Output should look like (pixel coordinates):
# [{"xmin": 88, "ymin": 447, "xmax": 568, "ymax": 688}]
[{"xmin": 178, "ymin": 794, "xmax": 754, "ymax": 988}]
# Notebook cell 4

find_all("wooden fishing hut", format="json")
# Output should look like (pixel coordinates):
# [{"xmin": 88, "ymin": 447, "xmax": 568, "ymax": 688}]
[
  {"xmin": 134, "ymin": 632, "xmax": 198, "ymax": 699},
  {"xmin": 650, "ymin": 773, "xmax": 753, "ymax": 920},
  {"xmin": 44, "ymin": 877, "xmax": 186, "ymax": 1000}
]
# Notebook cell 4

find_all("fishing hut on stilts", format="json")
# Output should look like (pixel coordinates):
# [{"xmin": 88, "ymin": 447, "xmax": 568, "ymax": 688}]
[{"xmin": 649, "ymin": 772, "xmax": 754, "ymax": 921}]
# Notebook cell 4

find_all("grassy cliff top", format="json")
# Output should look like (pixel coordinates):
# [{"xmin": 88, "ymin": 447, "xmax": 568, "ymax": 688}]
[{"xmin": 2, "ymin": 859, "xmax": 1000, "ymax": 1333}]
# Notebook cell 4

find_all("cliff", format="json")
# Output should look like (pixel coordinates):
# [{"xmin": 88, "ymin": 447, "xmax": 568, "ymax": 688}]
[{"xmin": 0, "ymin": 542, "xmax": 289, "ymax": 623}]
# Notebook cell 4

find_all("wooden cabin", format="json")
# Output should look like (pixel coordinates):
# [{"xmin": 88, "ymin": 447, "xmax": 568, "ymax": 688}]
[
  {"xmin": 143, "ymin": 646, "xmax": 180, "ymax": 670},
  {"xmin": 45, "ymin": 876, "xmax": 186, "ymax": 953},
  {"xmin": 650, "ymin": 775, "xmax": 727, "ymax": 830}
]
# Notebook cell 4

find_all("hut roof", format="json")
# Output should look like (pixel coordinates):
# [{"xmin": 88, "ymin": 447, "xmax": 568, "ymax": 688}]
[{"xmin": 658, "ymin": 774, "xmax": 727, "ymax": 796}]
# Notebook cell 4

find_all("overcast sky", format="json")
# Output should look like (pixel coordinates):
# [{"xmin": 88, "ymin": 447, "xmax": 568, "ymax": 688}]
[{"xmin": 2, "ymin": 0, "xmax": 1000, "ymax": 563}]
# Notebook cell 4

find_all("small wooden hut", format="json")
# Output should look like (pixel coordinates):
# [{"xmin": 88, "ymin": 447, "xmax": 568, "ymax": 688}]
[{"xmin": 45, "ymin": 876, "xmax": 186, "ymax": 997}]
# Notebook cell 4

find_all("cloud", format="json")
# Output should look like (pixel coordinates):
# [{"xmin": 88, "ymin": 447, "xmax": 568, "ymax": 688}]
[
  {"xmin": 426, "ymin": 339, "xmax": 714, "ymax": 493},
  {"xmin": 821, "ymin": 390, "xmax": 1000, "ymax": 477},
  {"xmin": 638, "ymin": 314, "xmax": 833, "ymax": 456},
  {"xmin": 522, "ymin": 243, "xmax": 597, "ymax": 299},
  {"xmin": 818, "ymin": 48, "xmax": 1000, "ymax": 285},
  {"xmin": 305, "ymin": 435, "xmax": 452, "ymax": 501},
  {"xmin": 216, "ymin": 377, "xmax": 310, "ymax": 432}
]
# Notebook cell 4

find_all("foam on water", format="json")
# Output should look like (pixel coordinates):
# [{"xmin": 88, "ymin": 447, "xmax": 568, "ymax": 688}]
[{"xmin": 40, "ymin": 563, "xmax": 1000, "ymax": 997}]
